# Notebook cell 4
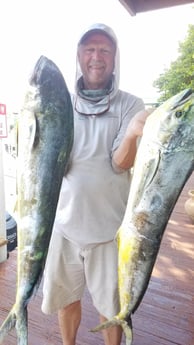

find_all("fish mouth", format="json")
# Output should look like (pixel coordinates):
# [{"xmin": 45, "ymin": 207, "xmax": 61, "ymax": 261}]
[{"xmin": 170, "ymin": 88, "xmax": 193, "ymax": 111}]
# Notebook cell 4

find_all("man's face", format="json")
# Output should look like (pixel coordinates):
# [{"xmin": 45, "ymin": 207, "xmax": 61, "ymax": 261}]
[{"xmin": 78, "ymin": 33, "xmax": 116, "ymax": 90}]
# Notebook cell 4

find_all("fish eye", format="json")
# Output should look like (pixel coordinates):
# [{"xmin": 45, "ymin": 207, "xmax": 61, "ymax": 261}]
[{"xmin": 175, "ymin": 110, "xmax": 184, "ymax": 118}]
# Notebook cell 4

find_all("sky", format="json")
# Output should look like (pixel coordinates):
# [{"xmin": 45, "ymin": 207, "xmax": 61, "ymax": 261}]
[{"xmin": 0, "ymin": 0, "xmax": 193, "ymax": 111}]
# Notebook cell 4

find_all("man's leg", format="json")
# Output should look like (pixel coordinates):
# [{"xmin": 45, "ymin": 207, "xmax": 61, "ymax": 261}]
[
  {"xmin": 100, "ymin": 315, "xmax": 122, "ymax": 345},
  {"xmin": 84, "ymin": 241, "xmax": 122, "ymax": 344},
  {"xmin": 58, "ymin": 300, "xmax": 81, "ymax": 345}
]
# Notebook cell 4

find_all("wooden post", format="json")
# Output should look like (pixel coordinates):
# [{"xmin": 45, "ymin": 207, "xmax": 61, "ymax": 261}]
[{"xmin": 0, "ymin": 138, "xmax": 7, "ymax": 262}]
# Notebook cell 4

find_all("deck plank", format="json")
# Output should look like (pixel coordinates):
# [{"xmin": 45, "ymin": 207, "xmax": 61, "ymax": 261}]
[{"xmin": 0, "ymin": 172, "xmax": 194, "ymax": 345}]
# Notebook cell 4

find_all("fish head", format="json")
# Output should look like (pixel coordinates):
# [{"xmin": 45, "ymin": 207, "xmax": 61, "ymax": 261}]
[
  {"xmin": 144, "ymin": 89, "xmax": 194, "ymax": 152},
  {"xmin": 29, "ymin": 55, "xmax": 69, "ymax": 101},
  {"xmin": 126, "ymin": 89, "xmax": 194, "ymax": 224},
  {"xmin": 20, "ymin": 55, "xmax": 73, "ymax": 148}
]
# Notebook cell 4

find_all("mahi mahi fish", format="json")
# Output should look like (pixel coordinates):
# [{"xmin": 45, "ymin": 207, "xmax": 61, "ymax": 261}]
[
  {"xmin": 92, "ymin": 89, "xmax": 194, "ymax": 344},
  {"xmin": 0, "ymin": 56, "xmax": 73, "ymax": 344}
]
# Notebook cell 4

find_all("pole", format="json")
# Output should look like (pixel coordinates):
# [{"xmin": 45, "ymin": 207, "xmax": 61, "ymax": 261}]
[{"xmin": 0, "ymin": 138, "xmax": 7, "ymax": 262}]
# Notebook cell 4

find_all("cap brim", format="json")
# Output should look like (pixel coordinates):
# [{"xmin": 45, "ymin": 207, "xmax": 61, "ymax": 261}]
[{"xmin": 79, "ymin": 29, "xmax": 116, "ymax": 46}]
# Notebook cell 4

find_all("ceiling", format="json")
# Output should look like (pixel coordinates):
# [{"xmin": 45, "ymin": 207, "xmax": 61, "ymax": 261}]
[{"xmin": 119, "ymin": 0, "xmax": 194, "ymax": 15}]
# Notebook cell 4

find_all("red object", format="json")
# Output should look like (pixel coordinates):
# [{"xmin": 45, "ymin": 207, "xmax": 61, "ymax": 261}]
[{"xmin": 0, "ymin": 104, "xmax": 7, "ymax": 138}]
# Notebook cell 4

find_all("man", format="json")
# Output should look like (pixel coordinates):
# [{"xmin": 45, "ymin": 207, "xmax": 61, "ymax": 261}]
[{"xmin": 42, "ymin": 23, "xmax": 149, "ymax": 345}]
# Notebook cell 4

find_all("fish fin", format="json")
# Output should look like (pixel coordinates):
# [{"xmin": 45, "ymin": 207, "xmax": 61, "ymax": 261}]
[
  {"xmin": 91, "ymin": 318, "xmax": 120, "ymax": 332},
  {"xmin": 0, "ymin": 308, "xmax": 16, "ymax": 343},
  {"xmin": 90, "ymin": 317, "xmax": 133, "ymax": 345},
  {"xmin": 0, "ymin": 306, "xmax": 28, "ymax": 345},
  {"xmin": 29, "ymin": 113, "xmax": 39, "ymax": 149},
  {"xmin": 145, "ymin": 150, "xmax": 161, "ymax": 188}
]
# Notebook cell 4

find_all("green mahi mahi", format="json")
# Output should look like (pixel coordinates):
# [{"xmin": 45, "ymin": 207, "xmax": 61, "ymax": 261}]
[
  {"xmin": 0, "ymin": 56, "xmax": 73, "ymax": 344},
  {"xmin": 92, "ymin": 89, "xmax": 194, "ymax": 344}
]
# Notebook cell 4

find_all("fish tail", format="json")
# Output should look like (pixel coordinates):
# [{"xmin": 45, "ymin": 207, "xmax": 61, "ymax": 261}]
[
  {"xmin": 91, "ymin": 317, "xmax": 133, "ymax": 345},
  {"xmin": 0, "ymin": 305, "xmax": 28, "ymax": 345},
  {"xmin": 15, "ymin": 306, "xmax": 28, "ymax": 345},
  {"xmin": 0, "ymin": 308, "xmax": 16, "ymax": 343}
]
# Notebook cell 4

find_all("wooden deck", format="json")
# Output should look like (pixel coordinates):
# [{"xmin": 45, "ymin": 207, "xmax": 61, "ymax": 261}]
[{"xmin": 0, "ymin": 171, "xmax": 194, "ymax": 345}]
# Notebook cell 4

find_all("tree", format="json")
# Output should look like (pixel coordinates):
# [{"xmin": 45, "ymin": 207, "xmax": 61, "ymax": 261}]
[{"xmin": 153, "ymin": 24, "xmax": 194, "ymax": 102}]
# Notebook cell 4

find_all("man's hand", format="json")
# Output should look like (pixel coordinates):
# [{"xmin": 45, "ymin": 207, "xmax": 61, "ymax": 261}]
[{"xmin": 125, "ymin": 108, "xmax": 154, "ymax": 139}]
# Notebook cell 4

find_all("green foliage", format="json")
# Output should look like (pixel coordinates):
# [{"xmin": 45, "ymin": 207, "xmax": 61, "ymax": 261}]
[{"xmin": 153, "ymin": 24, "xmax": 194, "ymax": 102}]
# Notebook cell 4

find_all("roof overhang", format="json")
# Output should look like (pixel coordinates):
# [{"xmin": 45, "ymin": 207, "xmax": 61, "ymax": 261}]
[{"xmin": 119, "ymin": 0, "xmax": 194, "ymax": 16}]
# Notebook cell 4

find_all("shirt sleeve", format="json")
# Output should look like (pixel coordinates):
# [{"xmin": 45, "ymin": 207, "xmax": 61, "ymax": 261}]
[{"xmin": 111, "ymin": 94, "xmax": 145, "ymax": 155}]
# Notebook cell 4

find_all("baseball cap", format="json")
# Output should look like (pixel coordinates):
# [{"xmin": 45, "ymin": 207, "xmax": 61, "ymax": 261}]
[{"xmin": 78, "ymin": 23, "xmax": 117, "ymax": 47}]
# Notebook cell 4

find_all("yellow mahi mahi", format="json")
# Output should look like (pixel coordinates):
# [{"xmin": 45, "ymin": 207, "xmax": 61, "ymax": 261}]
[{"xmin": 92, "ymin": 89, "xmax": 194, "ymax": 344}]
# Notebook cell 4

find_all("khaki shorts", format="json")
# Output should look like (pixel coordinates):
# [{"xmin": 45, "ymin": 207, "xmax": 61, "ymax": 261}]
[{"xmin": 41, "ymin": 231, "xmax": 120, "ymax": 319}]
